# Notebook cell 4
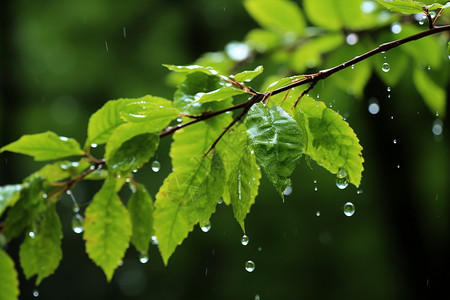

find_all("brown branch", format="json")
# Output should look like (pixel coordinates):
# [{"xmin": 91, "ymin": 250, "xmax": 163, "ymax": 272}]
[{"xmin": 270, "ymin": 25, "xmax": 450, "ymax": 97}]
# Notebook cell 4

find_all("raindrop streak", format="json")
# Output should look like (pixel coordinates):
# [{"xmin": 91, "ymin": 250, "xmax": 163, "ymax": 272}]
[
  {"xmin": 123, "ymin": 27, "xmax": 127, "ymax": 38},
  {"xmin": 241, "ymin": 235, "xmax": 249, "ymax": 246},
  {"xmin": 382, "ymin": 63, "xmax": 390, "ymax": 72},
  {"xmin": 343, "ymin": 202, "xmax": 355, "ymax": 217},
  {"xmin": 33, "ymin": 289, "xmax": 39, "ymax": 297},
  {"xmin": 105, "ymin": 41, "xmax": 109, "ymax": 52},
  {"xmin": 200, "ymin": 222, "xmax": 211, "ymax": 233},
  {"xmin": 139, "ymin": 252, "xmax": 149, "ymax": 264},
  {"xmin": 283, "ymin": 185, "xmax": 292, "ymax": 196},
  {"xmin": 151, "ymin": 160, "xmax": 161, "ymax": 172},
  {"xmin": 255, "ymin": 294, "xmax": 261, "ymax": 300},
  {"xmin": 72, "ymin": 214, "xmax": 84, "ymax": 234},
  {"xmin": 245, "ymin": 260, "xmax": 255, "ymax": 272}
]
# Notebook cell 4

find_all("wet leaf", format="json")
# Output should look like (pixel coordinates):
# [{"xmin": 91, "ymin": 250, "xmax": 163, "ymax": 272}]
[
  {"xmin": 105, "ymin": 123, "xmax": 159, "ymax": 174},
  {"xmin": 298, "ymin": 97, "xmax": 364, "ymax": 187},
  {"xmin": 128, "ymin": 183, "xmax": 154, "ymax": 254},
  {"xmin": 119, "ymin": 96, "xmax": 179, "ymax": 128},
  {"xmin": 154, "ymin": 153, "xmax": 224, "ymax": 265},
  {"xmin": 0, "ymin": 184, "xmax": 22, "ymax": 217},
  {"xmin": 0, "ymin": 131, "xmax": 84, "ymax": 161},
  {"xmin": 83, "ymin": 177, "xmax": 131, "ymax": 281},
  {"xmin": 19, "ymin": 204, "xmax": 62, "ymax": 285},
  {"xmin": 246, "ymin": 103, "xmax": 305, "ymax": 196},
  {"xmin": 233, "ymin": 65, "xmax": 264, "ymax": 82},
  {"xmin": 375, "ymin": 0, "xmax": 424, "ymax": 14},
  {"xmin": 0, "ymin": 249, "xmax": 19, "ymax": 300},
  {"xmin": 163, "ymin": 64, "xmax": 221, "ymax": 76}
]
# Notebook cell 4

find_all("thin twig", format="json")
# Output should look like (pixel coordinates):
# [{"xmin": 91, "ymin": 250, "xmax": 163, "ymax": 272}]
[{"xmin": 293, "ymin": 80, "xmax": 318, "ymax": 108}]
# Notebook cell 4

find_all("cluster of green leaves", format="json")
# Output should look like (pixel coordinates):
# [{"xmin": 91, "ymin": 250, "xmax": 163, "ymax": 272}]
[{"xmin": 0, "ymin": 0, "xmax": 449, "ymax": 299}]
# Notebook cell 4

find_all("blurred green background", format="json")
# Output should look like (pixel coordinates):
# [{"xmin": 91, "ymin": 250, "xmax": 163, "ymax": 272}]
[{"xmin": 1, "ymin": 0, "xmax": 449, "ymax": 299}]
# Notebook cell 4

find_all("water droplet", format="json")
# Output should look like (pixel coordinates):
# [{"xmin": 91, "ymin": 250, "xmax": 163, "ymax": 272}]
[
  {"xmin": 357, "ymin": 189, "xmax": 363, "ymax": 195},
  {"xmin": 387, "ymin": 86, "xmax": 391, "ymax": 92},
  {"xmin": 72, "ymin": 214, "xmax": 84, "ymax": 234},
  {"xmin": 393, "ymin": 139, "xmax": 397, "ymax": 144},
  {"xmin": 241, "ymin": 234, "xmax": 249, "ymax": 246},
  {"xmin": 176, "ymin": 117, "xmax": 182, "ymax": 123},
  {"xmin": 117, "ymin": 261, "xmax": 123, "ymax": 267},
  {"xmin": 257, "ymin": 246, "xmax": 262, "ymax": 251},
  {"xmin": 351, "ymin": 64, "xmax": 355, "ymax": 69},
  {"xmin": 33, "ymin": 289, "xmax": 39, "ymax": 297},
  {"xmin": 283, "ymin": 185, "xmax": 292, "ymax": 196},
  {"xmin": 382, "ymin": 63, "xmax": 390, "ymax": 72},
  {"xmin": 200, "ymin": 222, "xmax": 211, "ymax": 232},
  {"xmin": 91, "ymin": 143, "xmax": 98, "ymax": 148},
  {"xmin": 427, "ymin": 66, "xmax": 431, "ymax": 71},
  {"xmin": 432, "ymin": 119, "xmax": 443, "ymax": 136},
  {"xmin": 337, "ymin": 168, "xmax": 347, "ymax": 179},
  {"xmin": 245, "ymin": 260, "xmax": 255, "ymax": 272},
  {"xmin": 151, "ymin": 235, "xmax": 159, "ymax": 245},
  {"xmin": 336, "ymin": 177, "xmax": 349, "ymax": 190},
  {"xmin": 391, "ymin": 22, "xmax": 402, "ymax": 34},
  {"xmin": 29, "ymin": 231, "xmax": 36, "ymax": 239},
  {"xmin": 345, "ymin": 33, "xmax": 359, "ymax": 45},
  {"xmin": 396, "ymin": 164, "xmax": 401, "ymax": 169},
  {"xmin": 316, "ymin": 211, "xmax": 321, "ymax": 217},
  {"xmin": 218, "ymin": 198, "xmax": 223, "ymax": 205},
  {"xmin": 151, "ymin": 160, "xmax": 161, "ymax": 172},
  {"xmin": 73, "ymin": 203, "xmax": 80, "ymax": 213},
  {"xmin": 368, "ymin": 98, "xmax": 380, "ymax": 115},
  {"xmin": 139, "ymin": 252, "xmax": 149, "ymax": 264},
  {"xmin": 343, "ymin": 202, "xmax": 355, "ymax": 217}
]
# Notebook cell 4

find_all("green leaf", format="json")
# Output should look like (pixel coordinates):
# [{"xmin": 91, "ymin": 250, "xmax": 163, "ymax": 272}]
[
  {"xmin": 128, "ymin": 183, "xmax": 154, "ymax": 254},
  {"xmin": 163, "ymin": 64, "xmax": 221, "ymax": 76},
  {"xmin": 244, "ymin": 0, "xmax": 306, "ymax": 37},
  {"xmin": 83, "ymin": 177, "xmax": 132, "ymax": 281},
  {"xmin": 0, "ymin": 131, "xmax": 84, "ymax": 161},
  {"xmin": 298, "ymin": 97, "xmax": 364, "ymax": 187},
  {"xmin": 170, "ymin": 104, "xmax": 232, "ymax": 170},
  {"xmin": 375, "ymin": 0, "xmax": 425, "ymax": 14},
  {"xmin": 195, "ymin": 86, "xmax": 246, "ymax": 103},
  {"xmin": 227, "ymin": 141, "xmax": 261, "ymax": 232},
  {"xmin": 0, "ymin": 184, "xmax": 22, "ymax": 217},
  {"xmin": 5, "ymin": 175, "xmax": 46, "ymax": 240},
  {"xmin": 36, "ymin": 160, "xmax": 91, "ymax": 183},
  {"xmin": 86, "ymin": 98, "xmax": 135, "ymax": 146},
  {"xmin": 0, "ymin": 249, "xmax": 19, "ymax": 300},
  {"xmin": 413, "ymin": 67, "xmax": 446, "ymax": 116},
  {"xmin": 174, "ymin": 72, "xmax": 236, "ymax": 115},
  {"xmin": 233, "ymin": 66, "xmax": 264, "ymax": 82},
  {"xmin": 119, "ymin": 96, "xmax": 179, "ymax": 127},
  {"xmin": 303, "ymin": 0, "xmax": 343, "ymax": 30},
  {"xmin": 245, "ymin": 103, "xmax": 305, "ymax": 196},
  {"xmin": 154, "ymin": 153, "xmax": 224, "ymax": 265},
  {"xmin": 19, "ymin": 204, "xmax": 62, "ymax": 285},
  {"xmin": 105, "ymin": 123, "xmax": 159, "ymax": 174}
]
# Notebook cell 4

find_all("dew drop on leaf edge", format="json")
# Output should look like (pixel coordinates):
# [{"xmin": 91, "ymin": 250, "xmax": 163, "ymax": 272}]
[
  {"xmin": 336, "ymin": 177, "xmax": 349, "ymax": 190},
  {"xmin": 139, "ymin": 252, "xmax": 149, "ymax": 264},
  {"xmin": 245, "ymin": 260, "xmax": 255, "ymax": 272},
  {"xmin": 241, "ymin": 234, "xmax": 249, "ymax": 246},
  {"xmin": 151, "ymin": 160, "xmax": 161, "ymax": 172},
  {"xmin": 72, "ymin": 213, "xmax": 84, "ymax": 234},
  {"xmin": 200, "ymin": 222, "xmax": 211, "ymax": 232},
  {"xmin": 343, "ymin": 202, "xmax": 355, "ymax": 217}
]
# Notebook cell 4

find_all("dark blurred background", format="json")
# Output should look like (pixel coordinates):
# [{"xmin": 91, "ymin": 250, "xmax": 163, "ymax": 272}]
[{"xmin": 1, "ymin": 0, "xmax": 449, "ymax": 299}]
